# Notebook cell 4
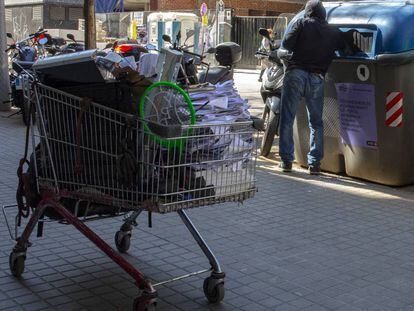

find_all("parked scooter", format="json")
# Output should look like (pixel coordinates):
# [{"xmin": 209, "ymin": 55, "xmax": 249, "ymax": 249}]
[
  {"xmin": 162, "ymin": 31, "xmax": 209, "ymax": 86},
  {"xmin": 111, "ymin": 38, "xmax": 148, "ymax": 61},
  {"xmin": 44, "ymin": 33, "xmax": 85, "ymax": 56},
  {"xmin": 198, "ymin": 41, "xmax": 242, "ymax": 85},
  {"xmin": 56, "ymin": 33, "xmax": 85, "ymax": 55},
  {"xmin": 43, "ymin": 34, "xmax": 66, "ymax": 56},
  {"xmin": 256, "ymin": 28, "xmax": 285, "ymax": 157},
  {"xmin": 162, "ymin": 31, "xmax": 242, "ymax": 87},
  {"xmin": 6, "ymin": 30, "xmax": 48, "ymax": 125}
]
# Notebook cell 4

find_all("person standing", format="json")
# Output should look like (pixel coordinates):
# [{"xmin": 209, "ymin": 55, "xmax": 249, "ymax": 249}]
[
  {"xmin": 278, "ymin": 0, "xmax": 350, "ymax": 175},
  {"xmin": 258, "ymin": 28, "xmax": 273, "ymax": 82}
]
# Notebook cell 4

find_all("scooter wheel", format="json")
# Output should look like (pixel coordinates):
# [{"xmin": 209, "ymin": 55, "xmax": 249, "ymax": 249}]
[
  {"xmin": 114, "ymin": 230, "xmax": 131, "ymax": 253},
  {"xmin": 261, "ymin": 105, "xmax": 270, "ymax": 123},
  {"xmin": 261, "ymin": 111, "xmax": 279, "ymax": 157}
]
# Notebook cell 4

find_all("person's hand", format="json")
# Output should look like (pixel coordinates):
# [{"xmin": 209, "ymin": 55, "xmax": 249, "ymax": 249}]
[
  {"xmin": 343, "ymin": 30, "xmax": 362, "ymax": 55},
  {"xmin": 277, "ymin": 48, "xmax": 292, "ymax": 61},
  {"xmin": 269, "ymin": 50, "xmax": 281, "ymax": 64}
]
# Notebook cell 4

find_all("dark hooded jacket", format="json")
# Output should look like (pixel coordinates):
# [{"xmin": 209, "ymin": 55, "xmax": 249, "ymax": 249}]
[{"xmin": 282, "ymin": 0, "xmax": 346, "ymax": 74}]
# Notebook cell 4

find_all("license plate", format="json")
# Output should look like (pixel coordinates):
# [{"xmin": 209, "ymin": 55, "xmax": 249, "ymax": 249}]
[{"xmin": 15, "ymin": 77, "xmax": 22, "ymax": 90}]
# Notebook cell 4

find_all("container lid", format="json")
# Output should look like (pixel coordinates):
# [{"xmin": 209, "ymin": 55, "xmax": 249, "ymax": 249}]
[{"xmin": 290, "ymin": 0, "xmax": 414, "ymax": 55}]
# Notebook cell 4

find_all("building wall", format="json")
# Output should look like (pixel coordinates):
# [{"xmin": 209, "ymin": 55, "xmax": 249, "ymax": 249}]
[
  {"xmin": 5, "ymin": 0, "xmax": 84, "ymax": 6},
  {"xmin": 5, "ymin": 3, "xmax": 82, "ymax": 40},
  {"xmin": 157, "ymin": 0, "xmax": 197, "ymax": 11},
  {"xmin": 124, "ymin": 0, "xmax": 151, "ymax": 10},
  {"xmin": 157, "ymin": 0, "xmax": 304, "ymax": 16}
]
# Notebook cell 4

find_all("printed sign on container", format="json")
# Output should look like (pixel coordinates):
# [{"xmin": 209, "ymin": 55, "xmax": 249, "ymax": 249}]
[{"xmin": 335, "ymin": 83, "xmax": 378, "ymax": 149}]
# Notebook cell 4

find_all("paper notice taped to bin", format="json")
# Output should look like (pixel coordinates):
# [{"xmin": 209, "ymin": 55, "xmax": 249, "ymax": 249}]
[{"xmin": 335, "ymin": 83, "xmax": 378, "ymax": 149}]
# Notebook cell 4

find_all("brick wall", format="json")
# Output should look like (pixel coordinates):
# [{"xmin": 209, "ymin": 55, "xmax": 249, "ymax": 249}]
[
  {"xmin": 158, "ymin": 0, "xmax": 198, "ymax": 10},
  {"xmin": 157, "ymin": 0, "xmax": 304, "ymax": 15}
]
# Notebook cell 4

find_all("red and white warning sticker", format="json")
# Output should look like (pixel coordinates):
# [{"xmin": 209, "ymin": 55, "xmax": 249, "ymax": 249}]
[{"xmin": 386, "ymin": 92, "xmax": 403, "ymax": 127}]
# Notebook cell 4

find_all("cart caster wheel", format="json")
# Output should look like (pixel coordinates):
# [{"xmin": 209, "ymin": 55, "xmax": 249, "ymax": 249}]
[
  {"xmin": 203, "ymin": 276, "xmax": 225, "ymax": 304},
  {"xmin": 9, "ymin": 252, "xmax": 26, "ymax": 277},
  {"xmin": 133, "ymin": 296, "xmax": 157, "ymax": 311},
  {"xmin": 115, "ymin": 231, "xmax": 131, "ymax": 253}
]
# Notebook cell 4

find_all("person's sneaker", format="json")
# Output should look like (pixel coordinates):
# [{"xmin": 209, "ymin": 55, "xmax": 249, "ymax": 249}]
[
  {"xmin": 278, "ymin": 162, "xmax": 292, "ymax": 172},
  {"xmin": 258, "ymin": 78, "xmax": 262, "ymax": 82},
  {"xmin": 308, "ymin": 165, "xmax": 321, "ymax": 175}
]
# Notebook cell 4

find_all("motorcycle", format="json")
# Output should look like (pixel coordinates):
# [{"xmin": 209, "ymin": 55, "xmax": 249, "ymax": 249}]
[
  {"xmin": 111, "ymin": 38, "xmax": 149, "ymax": 61},
  {"xmin": 256, "ymin": 28, "xmax": 285, "ymax": 157},
  {"xmin": 46, "ymin": 33, "xmax": 85, "ymax": 55},
  {"xmin": 162, "ymin": 31, "xmax": 209, "ymax": 86},
  {"xmin": 162, "ymin": 31, "xmax": 241, "ymax": 87},
  {"xmin": 6, "ymin": 29, "xmax": 48, "ymax": 125},
  {"xmin": 198, "ymin": 41, "xmax": 242, "ymax": 85}
]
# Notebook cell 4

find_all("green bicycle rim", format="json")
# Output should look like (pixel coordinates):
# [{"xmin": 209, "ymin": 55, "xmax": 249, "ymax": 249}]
[{"xmin": 139, "ymin": 81, "xmax": 196, "ymax": 150}]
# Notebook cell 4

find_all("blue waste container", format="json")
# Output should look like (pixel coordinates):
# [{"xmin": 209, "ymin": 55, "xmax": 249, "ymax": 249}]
[{"xmin": 290, "ymin": 0, "xmax": 414, "ymax": 186}]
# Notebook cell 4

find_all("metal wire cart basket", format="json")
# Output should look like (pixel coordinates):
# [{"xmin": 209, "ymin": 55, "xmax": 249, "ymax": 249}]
[{"xmin": 5, "ymin": 80, "xmax": 259, "ymax": 310}]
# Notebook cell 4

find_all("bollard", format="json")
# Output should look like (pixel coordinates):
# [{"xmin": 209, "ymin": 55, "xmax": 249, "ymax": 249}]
[{"xmin": 0, "ymin": 0, "xmax": 11, "ymax": 111}]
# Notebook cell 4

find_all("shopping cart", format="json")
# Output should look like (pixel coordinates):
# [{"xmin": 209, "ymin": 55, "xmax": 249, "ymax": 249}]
[{"xmin": 5, "ymin": 80, "xmax": 259, "ymax": 310}]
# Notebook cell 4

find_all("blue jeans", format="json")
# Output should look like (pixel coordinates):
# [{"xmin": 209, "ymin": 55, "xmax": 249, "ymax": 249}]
[{"xmin": 279, "ymin": 69, "xmax": 325, "ymax": 166}]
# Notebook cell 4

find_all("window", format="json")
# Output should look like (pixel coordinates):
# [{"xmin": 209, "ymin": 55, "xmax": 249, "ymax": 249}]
[
  {"xmin": 33, "ymin": 6, "xmax": 42, "ymax": 21},
  {"xmin": 69, "ymin": 7, "xmax": 83, "ymax": 21},
  {"xmin": 49, "ymin": 6, "xmax": 65, "ymax": 21},
  {"xmin": 5, "ymin": 8, "xmax": 12, "ymax": 22}
]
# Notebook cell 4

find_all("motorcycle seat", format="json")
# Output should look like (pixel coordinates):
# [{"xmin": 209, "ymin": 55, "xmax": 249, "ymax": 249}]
[{"xmin": 198, "ymin": 66, "xmax": 229, "ymax": 85}]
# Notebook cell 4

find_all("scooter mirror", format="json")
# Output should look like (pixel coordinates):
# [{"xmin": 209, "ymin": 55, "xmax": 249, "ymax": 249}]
[
  {"xmin": 186, "ymin": 30, "xmax": 195, "ymax": 40},
  {"xmin": 259, "ymin": 28, "xmax": 271, "ymax": 40},
  {"xmin": 105, "ymin": 42, "xmax": 114, "ymax": 49},
  {"xmin": 6, "ymin": 33, "xmax": 13, "ymax": 39},
  {"xmin": 67, "ymin": 33, "xmax": 76, "ymax": 42},
  {"xmin": 38, "ymin": 37, "xmax": 48, "ymax": 45},
  {"xmin": 162, "ymin": 34, "xmax": 172, "ymax": 43},
  {"xmin": 183, "ymin": 30, "xmax": 195, "ymax": 45}
]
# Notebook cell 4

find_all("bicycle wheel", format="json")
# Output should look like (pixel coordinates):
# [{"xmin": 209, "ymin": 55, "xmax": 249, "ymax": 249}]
[{"xmin": 139, "ymin": 82, "xmax": 196, "ymax": 150}]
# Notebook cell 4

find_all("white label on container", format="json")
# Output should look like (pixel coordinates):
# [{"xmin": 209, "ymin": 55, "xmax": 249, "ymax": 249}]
[{"xmin": 357, "ymin": 64, "xmax": 370, "ymax": 82}]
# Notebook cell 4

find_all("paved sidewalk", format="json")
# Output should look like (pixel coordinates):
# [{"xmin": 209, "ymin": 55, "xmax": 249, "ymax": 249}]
[
  {"xmin": 2, "ymin": 76, "xmax": 414, "ymax": 311},
  {"xmin": 234, "ymin": 69, "xmax": 263, "ymax": 117}
]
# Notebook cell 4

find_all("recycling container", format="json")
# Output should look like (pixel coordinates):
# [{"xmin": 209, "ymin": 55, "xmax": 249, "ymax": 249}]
[{"xmin": 291, "ymin": 0, "xmax": 414, "ymax": 186}]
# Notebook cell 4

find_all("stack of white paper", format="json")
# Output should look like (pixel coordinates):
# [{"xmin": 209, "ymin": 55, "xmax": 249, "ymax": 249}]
[
  {"xmin": 139, "ymin": 53, "xmax": 159, "ymax": 78},
  {"xmin": 186, "ymin": 80, "xmax": 253, "ymax": 172},
  {"xmin": 189, "ymin": 80, "xmax": 251, "ymax": 124}
]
